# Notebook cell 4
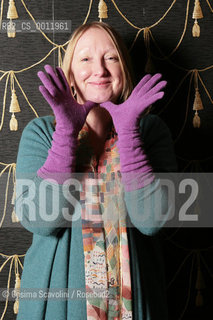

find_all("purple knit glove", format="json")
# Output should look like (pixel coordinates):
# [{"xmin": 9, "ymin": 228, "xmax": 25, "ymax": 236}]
[
  {"xmin": 101, "ymin": 73, "xmax": 167, "ymax": 191},
  {"xmin": 37, "ymin": 64, "xmax": 96, "ymax": 183}
]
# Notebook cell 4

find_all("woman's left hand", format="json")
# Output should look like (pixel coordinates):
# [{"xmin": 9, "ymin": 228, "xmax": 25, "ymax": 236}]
[
  {"xmin": 101, "ymin": 73, "xmax": 167, "ymax": 190},
  {"xmin": 101, "ymin": 73, "xmax": 167, "ymax": 135}
]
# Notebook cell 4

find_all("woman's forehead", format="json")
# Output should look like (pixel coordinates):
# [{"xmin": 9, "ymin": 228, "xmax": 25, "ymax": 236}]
[{"xmin": 74, "ymin": 27, "xmax": 116, "ymax": 51}]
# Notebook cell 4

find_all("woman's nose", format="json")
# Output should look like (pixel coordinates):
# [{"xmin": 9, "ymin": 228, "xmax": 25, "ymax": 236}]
[{"xmin": 93, "ymin": 59, "xmax": 108, "ymax": 76}]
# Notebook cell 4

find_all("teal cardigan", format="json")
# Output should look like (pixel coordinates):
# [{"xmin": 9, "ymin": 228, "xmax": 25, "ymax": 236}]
[{"xmin": 15, "ymin": 114, "xmax": 176, "ymax": 320}]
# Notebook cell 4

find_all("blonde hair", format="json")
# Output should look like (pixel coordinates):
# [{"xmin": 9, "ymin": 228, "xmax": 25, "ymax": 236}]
[{"xmin": 62, "ymin": 21, "xmax": 134, "ymax": 102}]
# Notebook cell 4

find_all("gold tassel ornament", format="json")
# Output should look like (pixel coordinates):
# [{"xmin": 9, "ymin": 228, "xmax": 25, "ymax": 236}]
[
  {"xmin": 7, "ymin": 0, "xmax": 18, "ymax": 19},
  {"xmin": 14, "ymin": 272, "xmax": 21, "ymax": 296},
  {"xmin": 193, "ymin": 111, "xmax": 200, "ymax": 128},
  {"xmin": 7, "ymin": 19, "xmax": 16, "ymax": 38},
  {"xmin": 13, "ymin": 258, "xmax": 21, "ymax": 314},
  {"xmin": 193, "ymin": 88, "xmax": 204, "ymax": 110},
  {"xmin": 144, "ymin": 28, "xmax": 155, "ymax": 74},
  {"xmin": 192, "ymin": 0, "xmax": 203, "ymax": 37},
  {"xmin": 11, "ymin": 181, "xmax": 16, "ymax": 205},
  {"xmin": 11, "ymin": 181, "xmax": 19, "ymax": 222},
  {"xmin": 196, "ymin": 290, "xmax": 203, "ymax": 307},
  {"xmin": 7, "ymin": 0, "xmax": 18, "ymax": 38},
  {"xmin": 14, "ymin": 299, "xmax": 19, "ymax": 314},
  {"xmin": 98, "ymin": 0, "xmax": 108, "ymax": 21},
  {"xmin": 192, "ymin": 20, "xmax": 200, "ymax": 37},
  {"xmin": 10, "ymin": 114, "xmax": 18, "ymax": 130},
  {"xmin": 13, "ymin": 271, "xmax": 20, "ymax": 314},
  {"xmin": 9, "ymin": 89, "xmax": 21, "ymax": 131},
  {"xmin": 193, "ymin": 85, "xmax": 203, "ymax": 128}
]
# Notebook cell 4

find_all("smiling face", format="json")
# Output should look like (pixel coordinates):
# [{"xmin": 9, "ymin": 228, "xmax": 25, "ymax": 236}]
[{"xmin": 70, "ymin": 27, "xmax": 123, "ymax": 104}]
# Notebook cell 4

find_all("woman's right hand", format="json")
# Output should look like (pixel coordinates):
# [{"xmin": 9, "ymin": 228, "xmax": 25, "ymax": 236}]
[{"xmin": 37, "ymin": 64, "xmax": 96, "ymax": 135}]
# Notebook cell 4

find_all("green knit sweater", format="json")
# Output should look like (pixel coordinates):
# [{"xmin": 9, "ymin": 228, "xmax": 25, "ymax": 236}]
[{"xmin": 15, "ymin": 114, "xmax": 176, "ymax": 320}]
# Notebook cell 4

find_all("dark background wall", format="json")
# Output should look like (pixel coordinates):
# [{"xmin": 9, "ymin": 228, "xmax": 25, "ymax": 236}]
[{"xmin": 0, "ymin": 0, "xmax": 212, "ymax": 319}]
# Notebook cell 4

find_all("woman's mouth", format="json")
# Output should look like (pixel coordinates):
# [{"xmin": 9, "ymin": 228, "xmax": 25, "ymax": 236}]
[{"xmin": 88, "ymin": 81, "xmax": 111, "ymax": 87}]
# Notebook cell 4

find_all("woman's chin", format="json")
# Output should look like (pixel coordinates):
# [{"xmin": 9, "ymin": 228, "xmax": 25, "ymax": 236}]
[
  {"xmin": 89, "ymin": 97, "xmax": 111, "ymax": 104},
  {"xmin": 85, "ymin": 93, "xmax": 116, "ymax": 104},
  {"xmin": 78, "ymin": 93, "xmax": 118, "ymax": 104}
]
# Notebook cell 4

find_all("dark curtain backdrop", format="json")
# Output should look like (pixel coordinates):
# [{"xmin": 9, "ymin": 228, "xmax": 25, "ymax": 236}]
[{"xmin": 0, "ymin": 1, "xmax": 212, "ymax": 319}]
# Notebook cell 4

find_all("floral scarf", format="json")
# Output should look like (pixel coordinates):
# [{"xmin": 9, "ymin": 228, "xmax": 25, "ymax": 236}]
[{"xmin": 77, "ymin": 124, "xmax": 132, "ymax": 319}]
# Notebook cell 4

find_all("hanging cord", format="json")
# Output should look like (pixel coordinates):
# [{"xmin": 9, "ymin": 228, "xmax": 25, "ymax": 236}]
[
  {"xmin": 0, "ymin": 253, "xmax": 24, "ymax": 320},
  {"xmin": 0, "ymin": 0, "xmax": 4, "ymax": 29},
  {"xmin": 153, "ymin": 0, "xmax": 190, "ymax": 59},
  {"xmin": 20, "ymin": 0, "xmax": 60, "ymax": 47},
  {"xmin": 13, "ymin": 73, "xmax": 38, "ymax": 116},
  {"xmin": 200, "ymin": 253, "xmax": 213, "ymax": 279},
  {"xmin": 155, "ymin": 67, "xmax": 212, "ymax": 116},
  {"xmin": 0, "ymin": 256, "xmax": 15, "ymax": 320},
  {"xmin": 146, "ymin": 26, "xmax": 213, "ymax": 72},
  {"xmin": 83, "ymin": 0, "xmax": 94, "ymax": 24},
  {"xmin": 157, "ymin": 70, "xmax": 191, "ymax": 115},
  {"xmin": 197, "ymin": 72, "xmax": 213, "ymax": 104},
  {"xmin": 0, "ymin": 72, "xmax": 10, "ymax": 131},
  {"xmin": 0, "ymin": 163, "xmax": 16, "ymax": 228},
  {"xmin": 111, "ymin": 0, "xmax": 177, "ymax": 29},
  {"xmin": 177, "ymin": 253, "xmax": 196, "ymax": 320},
  {"xmin": 9, "ymin": 46, "xmax": 59, "ymax": 73},
  {"xmin": 0, "ymin": 45, "xmax": 69, "ymax": 73},
  {"xmin": 130, "ymin": 0, "xmax": 190, "ymax": 59},
  {"xmin": 174, "ymin": 70, "xmax": 194, "ymax": 143},
  {"xmin": 206, "ymin": 0, "xmax": 213, "ymax": 12},
  {"xmin": 0, "ymin": 70, "xmax": 39, "ymax": 131},
  {"xmin": 166, "ymin": 0, "xmax": 190, "ymax": 58},
  {"xmin": 167, "ymin": 251, "xmax": 194, "ymax": 289},
  {"xmin": 0, "ymin": 47, "xmax": 58, "ymax": 130},
  {"xmin": 165, "ymin": 236, "xmax": 213, "ymax": 252}
]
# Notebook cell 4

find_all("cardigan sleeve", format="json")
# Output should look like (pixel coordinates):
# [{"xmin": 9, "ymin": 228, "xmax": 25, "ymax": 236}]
[
  {"xmin": 124, "ymin": 114, "xmax": 177, "ymax": 235},
  {"xmin": 15, "ymin": 116, "xmax": 81, "ymax": 236}
]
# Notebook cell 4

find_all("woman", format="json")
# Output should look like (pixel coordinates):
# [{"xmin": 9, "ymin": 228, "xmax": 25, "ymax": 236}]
[{"xmin": 15, "ymin": 21, "xmax": 176, "ymax": 319}]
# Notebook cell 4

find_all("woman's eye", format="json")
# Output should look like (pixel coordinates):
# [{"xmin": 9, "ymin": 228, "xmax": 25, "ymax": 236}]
[
  {"xmin": 81, "ymin": 57, "xmax": 89, "ymax": 62},
  {"xmin": 108, "ymin": 56, "xmax": 117, "ymax": 60},
  {"xmin": 106, "ymin": 56, "xmax": 119, "ymax": 61}
]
